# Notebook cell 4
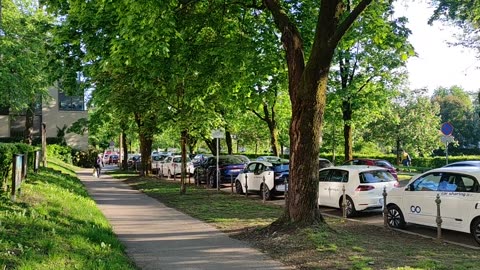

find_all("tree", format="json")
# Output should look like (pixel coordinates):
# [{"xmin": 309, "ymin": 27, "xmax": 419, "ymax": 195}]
[
  {"xmin": 329, "ymin": 3, "xmax": 414, "ymax": 160},
  {"xmin": 430, "ymin": 0, "xmax": 480, "ymax": 57},
  {"xmin": 432, "ymin": 85, "xmax": 477, "ymax": 147},
  {"xmin": 260, "ymin": 0, "xmax": 377, "ymax": 225},
  {"xmin": 0, "ymin": 0, "xmax": 53, "ymax": 144},
  {"xmin": 366, "ymin": 88, "xmax": 442, "ymax": 160}
]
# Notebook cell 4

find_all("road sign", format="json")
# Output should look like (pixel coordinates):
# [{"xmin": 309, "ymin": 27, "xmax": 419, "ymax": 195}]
[
  {"xmin": 441, "ymin": 135, "xmax": 454, "ymax": 144},
  {"xmin": 211, "ymin": 129, "xmax": 225, "ymax": 139},
  {"xmin": 440, "ymin": 122, "xmax": 453, "ymax": 136}
]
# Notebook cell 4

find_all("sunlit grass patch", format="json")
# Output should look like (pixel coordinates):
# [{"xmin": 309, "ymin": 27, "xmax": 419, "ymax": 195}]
[{"xmin": 0, "ymin": 163, "xmax": 135, "ymax": 269}]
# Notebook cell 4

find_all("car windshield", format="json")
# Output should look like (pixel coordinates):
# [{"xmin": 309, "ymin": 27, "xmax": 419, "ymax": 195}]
[{"xmin": 359, "ymin": 170, "xmax": 395, "ymax": 183}]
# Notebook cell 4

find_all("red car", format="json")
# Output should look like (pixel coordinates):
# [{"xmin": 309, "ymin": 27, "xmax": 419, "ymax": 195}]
[
  {"xmin": 342, "ymin": 158, "xmax": 398, "ymax": 180},
  {"xmin": 108, "ymin": 154, "xmax": 119, "ymax": 164}
]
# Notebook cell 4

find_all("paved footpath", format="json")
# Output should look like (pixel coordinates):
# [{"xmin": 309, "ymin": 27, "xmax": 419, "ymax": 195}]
[{"xmin": 76, "ymin": 168, "xmax": 292, "ymax": 270}]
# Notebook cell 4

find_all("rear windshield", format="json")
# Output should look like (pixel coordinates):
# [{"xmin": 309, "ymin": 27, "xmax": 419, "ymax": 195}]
[
  {"xmin": 271, "ymin": 163, "xmax": 289, "ymax": 172},
  {"xmin": 359, "ymin": 170, "xmax": 395, "ymax": 183},
  {"xmin": 219, "ymin": 156, "xmax": 244, "ymax": 165},
  {"xmin": 375, "ymin": 160, "xmax": 394, "ymax": 168},
  {"xmin": 173, "ymin": 157, "xmax": 191, "ymax": 163}
]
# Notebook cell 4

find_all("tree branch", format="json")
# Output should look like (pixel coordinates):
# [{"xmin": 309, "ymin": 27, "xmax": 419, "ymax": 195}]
[
  {"xmin": 331, "ymin": 0, "xmax": 373, "ymax": 45},
  {"xmin": 249, "ymin": 108, "xmax": 267, "ymax": 122}
]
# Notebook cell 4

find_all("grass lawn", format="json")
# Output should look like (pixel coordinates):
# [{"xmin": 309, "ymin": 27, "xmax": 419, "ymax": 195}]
[
  {"xmin": 113, "ymin": 171, "xmax": 480, "ymax": 270},
  {"xmin": 0, "ymin": 159, "xmax": 136, "ymax": 270}
]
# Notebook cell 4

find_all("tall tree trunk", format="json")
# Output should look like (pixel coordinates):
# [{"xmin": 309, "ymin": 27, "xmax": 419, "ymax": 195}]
[
  {"xmin": 264, "ymin": 0, "xmax": 372, "ymax": 225},
  {"xmin": 134, "ymin": 112, "xmax": 154, "ymax": 176},
  {"xmin": 267, "ymin": 119, "xmax": 279, "ymax": 156},
  {"xmin": 204, "ymin": 138, "xmax": 216, "ymax": 155},
  {"xmin": 24, "ymin": 102, "xmax": 35, "ymax": 145},
  {"xmin": 251, "ymin": 102, "xmax": 280, "ymax": 156},
  {"xmin": 187, "ymin": 135, "xmax": 197, "ymax": 155},
  {"xmin": 226, "ymin": 130, "xmax": 232, "ymax": 154},
  {"xmin": 342, "ymin": 100, "xmax": 353, "ymax": 161},
  {"xmin": 180, "ymin": 130, "xmax": 187, "ymax": 194},
  {"xmin": 122, "ymin": 131, "xmax": 128, "ymax": 170},
  {"xmin": 138, "ymin": 132, "xmax": 153, "ymax": 176}
]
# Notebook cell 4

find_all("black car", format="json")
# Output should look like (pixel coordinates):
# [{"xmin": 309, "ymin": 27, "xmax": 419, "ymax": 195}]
[
  {"xmin": 442, "ymin": 160, "xmax": 480, "ymax": 168},
  {"xmin": 194, "ymin": 155, "xmax": 246, "ymax": 188}
]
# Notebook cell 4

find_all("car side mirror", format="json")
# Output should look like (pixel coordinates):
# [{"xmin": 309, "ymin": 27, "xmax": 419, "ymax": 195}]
[{"xmin": 407, "ymin": 183, "xmax": 415, "ymax": 191}]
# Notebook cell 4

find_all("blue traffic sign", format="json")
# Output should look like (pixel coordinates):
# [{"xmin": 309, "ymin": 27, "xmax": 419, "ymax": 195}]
[{"xmin": 441, "ymin": 122, "xmax": 453, "ymax": 136}]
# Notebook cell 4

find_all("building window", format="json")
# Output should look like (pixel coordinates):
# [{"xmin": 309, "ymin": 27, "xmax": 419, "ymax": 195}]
[{"xmin": 59, "ymin": 92, "xmax": 85, "ymax": 111}]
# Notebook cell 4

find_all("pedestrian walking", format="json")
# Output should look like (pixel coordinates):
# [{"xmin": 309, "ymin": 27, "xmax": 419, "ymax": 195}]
[
  {"xmin": 94, "ymin": 154, "xmax": 102, "ymax": 177},
  {"xmin": 402, "ymin": 150, "xmax": 412, "ymax": 172}
]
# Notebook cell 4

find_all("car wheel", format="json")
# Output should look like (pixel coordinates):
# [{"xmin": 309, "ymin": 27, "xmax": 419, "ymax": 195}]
[
  {"xmin": 387, "ymin": 205, "xmax": 406, "ymax": 229},
  {"xmin": 235, "ymin": 181, "xmax": 243, "ymax": 194},
  {"xmin": 340, "ymin": 196, "xmax": 356, "ymax": 217},
  {"xmin": 471, "ymin": 218, "xmax": 480, "ymax": 245},
  {"xmin": 208, "ymin": 173, "xmax": 217, "ymax": 188},
  {"xmin": 261, "ymin": 184, "xmax": 271, "ymax": 200}
]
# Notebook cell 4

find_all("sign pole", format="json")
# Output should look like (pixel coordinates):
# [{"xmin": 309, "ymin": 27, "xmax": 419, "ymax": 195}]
[
  {"xmin": 216, "ymin": 138, "xmax": 219, "ymax": 191},
  {"xmin": 440, "ymin": 122, "xmax": 454, "ymax": 166},
  {"xmin": 445, "ymin": 142, "xmax": 448, "ymax": 165}
]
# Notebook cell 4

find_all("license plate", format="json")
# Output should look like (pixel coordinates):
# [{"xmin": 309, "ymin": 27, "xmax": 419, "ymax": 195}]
[{"xmin": 276, "ymin": 184, "xmax": 288, "ymax": 192}]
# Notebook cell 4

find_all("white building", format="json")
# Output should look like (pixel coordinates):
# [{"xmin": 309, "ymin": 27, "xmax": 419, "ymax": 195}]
[{"xmin": 0, "ymin": 87, "xmax": 88, "ymax": 150}]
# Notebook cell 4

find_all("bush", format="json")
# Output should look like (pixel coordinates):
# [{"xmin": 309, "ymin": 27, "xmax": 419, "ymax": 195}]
[
  {"xmin": 47, "ymin": 144, "xmax": 73, "ymax": 163},
  {"xmin": 72, "ymin": 148, "xmax": 101, "ymax": 168}
]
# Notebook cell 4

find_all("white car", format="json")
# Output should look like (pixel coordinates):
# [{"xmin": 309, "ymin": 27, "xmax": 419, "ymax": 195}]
[
  {"xmin": 386, "ymin": 167, "xmax": 480, "ymax": 245},
  {"xmin": 234, "ymin": 160, "xmax": 289, "ymax": 200},
  {"xmin": 318, "ymin": 165, "xmax": 399, "ymax": 217},
  {"xmin": 151, "ymin": 154, "xmax": 164, "ymax": 174},
  {"xmin": 161, "ymin": 155, "xmax": 194, "ymax": 177}
]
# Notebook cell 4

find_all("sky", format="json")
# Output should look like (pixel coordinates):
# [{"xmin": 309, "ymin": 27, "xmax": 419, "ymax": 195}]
[{"xmin": 394, "ymin": 1, "xmax": 480, "ymax": 94}]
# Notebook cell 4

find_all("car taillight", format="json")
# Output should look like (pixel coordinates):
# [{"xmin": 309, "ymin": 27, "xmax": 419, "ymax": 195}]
[
  {"xmin": 355, "ymin": 185, "xmax": 375, "ymax": 191},
  {"xmin": 394, "ymin": 181, "xmax": 400, "ymax": 187}
]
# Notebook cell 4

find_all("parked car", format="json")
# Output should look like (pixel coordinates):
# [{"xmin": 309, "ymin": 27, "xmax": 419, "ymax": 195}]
[
  {"xmin": 386, "ymin": 166, "xmax": 480, "ymax": 245},
  {"xmin": 108, "ymin": 154, "xmax": 119, "ymax": 165},
  {"xmin": 127, "ymin": 154, "xmax": 141, "ymax": 169},
  {"xmin": 318, "ymin": 165, "xmax": 399, "ymax": 217},
  {"xmin": 194, "ymin": 155, "xmax": 246, "ymax": 188},
  {"xmin": 161, "ymin": 155, "xmax": 194, "ymax": 178},
  {"xmin": 319, "ymin": 158, "xmax": 333, "ymax": 169},
  {"xmin": 192, "ymin": 154, "xmax": 213, "ymax": 167},
  {"xmin": 442, "ymin": 160, "xmax": 480, "ymax": 168},
  {"xmin": 234, "ymin": 155, "xmax": 251, "ymax": 164},
  {"xmin": 342, "ymin": 158, "xmax": 398, "ymax": 180},
  {"xmin": 151, "ymin": 154, "xmax": 168, "ymax": 174},
  {"xmin": 235, "ymin": 159, "xmax": 289, "ymax": 200}
]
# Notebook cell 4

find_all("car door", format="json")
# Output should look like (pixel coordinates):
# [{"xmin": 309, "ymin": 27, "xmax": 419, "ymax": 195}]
[
  {"xmin": 162, "ymin": 156, "xmax": 172, "ymax": 177},
  {"xmin": 252, "ymin": 163, "xmax": 268, "ymax": 191},
  {"xmin": 318, "ymin": 169, "xmax": 348, "ymax": 207},
  {"xmin": 437, "ymin": 173, "xmax": 480, "ymax": 232},
  {"xmin": 239, "ymin": 162, "xmax": 257, "ymax": 192},
  {"xmin": 403, "ymin": 172, "xmax": 443, "ymax": 226},
  {"xmin": 318, "ymin": 169, "xmax": 332, "ymax": 206}
]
